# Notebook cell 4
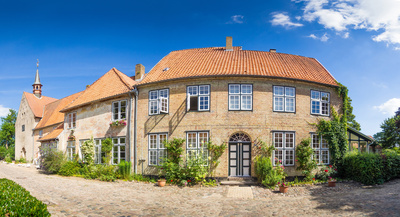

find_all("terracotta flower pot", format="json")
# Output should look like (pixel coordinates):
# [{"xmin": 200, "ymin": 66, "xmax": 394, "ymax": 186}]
[
  {"xmin": 158, "ymin": 179, "xmax": 166, "ymax": 187},
  {"xmin": 328, "ymin": 181, "xmax": 336, "ymax": 187},
  {"xmin": 279, "ymin": 186, "xmax": 289, "ymax": 193}
]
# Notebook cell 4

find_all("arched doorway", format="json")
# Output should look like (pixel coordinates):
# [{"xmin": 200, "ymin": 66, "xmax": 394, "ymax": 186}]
[{"xmin": 229, "ymin": 132, "xmax": 251, "ymax": 177}]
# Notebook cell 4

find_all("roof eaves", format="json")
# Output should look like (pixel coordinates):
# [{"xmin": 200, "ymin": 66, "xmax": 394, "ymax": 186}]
[{"xmin": 347, "ymin": 127, "xmax": 375, "ymax": 142}]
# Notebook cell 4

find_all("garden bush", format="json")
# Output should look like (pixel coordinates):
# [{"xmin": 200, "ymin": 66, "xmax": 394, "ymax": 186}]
[
  {"xmin": 341, "ymin": 150, "xmax": 400, "ymax": 185},
  {"xmin": 254, "ymin": 142, "xmax": 285, "ymax": 188},
  {"xmin": 0, "ymin": 178, "xmax": 50, "ymax": 216},
  {"xmin": 118, "ymin": 160, "xmax": 131, "ymax": 180},
  {"xmin": 40, "ymin": 148, "xmax": 66, "ymax": 174},
  {"xmin": 295, "ymin": 138, "xmax": 317, "ymax": 181},
  {"xmin": 0, "ymin": 146, "xmax": 14, "ymax": 161},
  {"xmin": 58, "ymin": 161, "xmax": 81, "ymax": 176}
]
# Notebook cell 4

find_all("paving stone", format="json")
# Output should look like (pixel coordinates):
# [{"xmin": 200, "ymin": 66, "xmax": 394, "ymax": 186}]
[{"xmin": 227, "ymin": 186, "xmax": 254, "ymax": 199}]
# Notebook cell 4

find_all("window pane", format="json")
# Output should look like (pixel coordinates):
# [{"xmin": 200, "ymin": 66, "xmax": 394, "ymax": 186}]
[
  {"xmin": 149, "ymin": 91, "xmax": 158, "ymax": 100},
  {"xmin": 199, "ymin": 96, "xmax": 209, "ymax": 110},
  {"xmin": 150, "ymin": 100, "xmax": 158, "ymax": 114},
  {"xmin": 311, "ymin": 91, "xmax": 320, "ymax": 100},
  {"xmin": 241, "ymin": 95, "xmax": 252, "ymax": 110},
  {"xmin": 187, "ymin": 133, "xmax": 197, "ymax": 149},
  {"xmin": 312, "ymin": 101, "xmax": 320, "ymax": 114},
  {"xmin": 285, "ymin": 87, "xmax": 295, "ymax": 97},
  {"xmin": 159, "ymin": 89, "xmax": 168, "ymax": 98},
  {"xmin": 285, "ymin": 150, "xmax": 294, "ymax": 165},
  {"xmin": 285, "ymin": 98, "xmax": 295, "ymax": 112},
  {"xmin": 119, "ymin": 137, "xmax": 125, "ymax": 144},
  {"xmin": 159, "ymin": 134, "xmax": 167, "ymax": 149},
  {"xmin": 229, "ymin": 84, "xmax": 240, "ymax": 94},
  {"xmin": 149, "ymin": 135, "xmax": 157, "ymax": 149},
  {"xmin": 113, "ymin": 146, "xmax": 118, "ymax": 164},
  {"xmin": 198, "ymin": 132, "xmax": 208, "ymax": 148},
  {"xmin": 312, "ymin": 135, "xmax": 320, "ymax": 149},
  {"xmin": 274, "ymin": 133, "xmax": 283, "ymax": 148},
  {"xmin": 113, "ymin": 138, "xmax": 118, "ymax": 144},
  {"xmin": 241, "ymin": 85, "xmax": 252, "ymax": 94},
  {"xmin": 113, "ymin": 102, "xmax": 119, "ymax": 120},
  {"xmin": 285, "ymin": 133, "xmax": 294, "ymax": 148},
  {"xmin": 274, "ymin": 150, "xmax": 283, "ymax": 164},
  {"xmin": 187, "ymin": 86, "xmax": 198, "ymax": 96},
  {"xmin": 120, "ymin": 101, "xmax": 126, "ymax": 119},
  {"xmin": 187, "ymin": 150, "xmax": 197, "ymax": 160},
  {"xmin": 321, "ymin": 138, "xmax": 328, "ymax": 149},
  {"xmin": 322, "ymin": 150, "xmax": 329, "ymax": 164},
  {"xmin": 72, "ymin": 113, "xmax": 76, "ymax": 128},
  {"xmin": 229, "ymin": 95, "xmax": 240, "ymax": 110},
  {"xmin": 321, "ymin": 102, "xmax": 329, "ymax": 115},
  {"xmin": 158, "ymin": 150, "xmax": 167, "ymax": 165},
  {"xmin": 149, "ymin": 150, "xmax": 157, "ymax": 165},
  {"xmin": 274, "ymin": 86, "xmax": 284, "ymax": 96},
  {"xmin": 274, "ymin": 97, "xmax": 284, "ymax": 111},
  {"xmin": 321, "ymin": 92, "xmax": 329, "ymax": 102},
  {"xmin": 199, "ymin": 85, "xmax": 209, "ymax": 95}
]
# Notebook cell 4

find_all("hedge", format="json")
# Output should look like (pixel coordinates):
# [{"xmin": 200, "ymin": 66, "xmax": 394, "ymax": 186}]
[
  {"xmin": 341, "ymin": 150, "xmax": 400, "ymax": 185},
  {"xmin": 0, "ymin": 179, "xmax": 50, "ymax": 216}
]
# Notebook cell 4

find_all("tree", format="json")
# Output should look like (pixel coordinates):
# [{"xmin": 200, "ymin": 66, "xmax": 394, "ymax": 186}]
[
  {"xmin": 346, "ymin": 98, "xmax": 361, "ymax": 131},
  {"xmin": 380, "ymin": 115, "xmax": 400, "ymax": 149},
  {"xmin": 0, "ymin": 109, "xmax": 17, "ymax": 148},
  {"xmin": 395, "ymin": 107, "xmax": 400, "ymax": 129}
]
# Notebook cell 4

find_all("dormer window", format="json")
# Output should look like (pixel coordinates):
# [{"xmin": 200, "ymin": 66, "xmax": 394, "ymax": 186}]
[
  {"xmin": 149, "ymin": 89, "xmax": 169, "ymax": 115},
  {"xmin": 67, "ymin": 112, "xmax": 76, "ymax": 129},
  {"xmin": 112, "ymin": 100, "xmax": 127, "ymax": 120}
]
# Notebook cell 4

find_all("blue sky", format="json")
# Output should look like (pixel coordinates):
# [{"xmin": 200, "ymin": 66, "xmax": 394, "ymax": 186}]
[{"xmin": 1, "ymin": 0, "xmax": 400, "ymax": 136}]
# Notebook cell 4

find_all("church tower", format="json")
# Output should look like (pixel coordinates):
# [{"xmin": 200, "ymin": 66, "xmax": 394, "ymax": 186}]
[{"xmin": 32, "ymin": 60, "xmax": 42, "ymax": 98}]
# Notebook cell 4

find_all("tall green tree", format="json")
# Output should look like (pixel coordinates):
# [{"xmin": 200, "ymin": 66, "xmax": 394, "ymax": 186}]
[
  {"xmin": 380, "ymin": 115, "xmax": 400, "ymax": 149},
  {"xmin": 0, "ymin": 109, "xmax": 17, "ymax": 148}
]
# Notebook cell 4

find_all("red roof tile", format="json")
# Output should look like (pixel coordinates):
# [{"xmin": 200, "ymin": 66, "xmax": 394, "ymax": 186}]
[
  {"xmin": 61, "ymin": 68, "xmax": 136, "ymax": 112},
  {"xmin": 35, "ymin": 91, "xmax": 83, "ymax": 129},
  {"xmin": 139, "ymin": 47, "xmax": 338, "ymax": 86},
  {"xmin": 38, "ymin": 124, "xmax": 63, "ymax": 141},
  {"xmin": 23, "ymin": 92, "xmax": 58, "ymax": 118}
]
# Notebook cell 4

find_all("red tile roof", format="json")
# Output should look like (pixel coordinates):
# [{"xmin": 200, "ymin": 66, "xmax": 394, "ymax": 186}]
[
  {"xmin": 139, "ymin": 47, "xmax": 338, "ymax": 86},
  {"xmin": 38, "ymin": 124, "xmax": 63, "ymax": 141},
  {"xmin": 61, "ymin": 68, "xmax": 136, "ymax": 112},
  {"xmin": 23, "ymin": 92, "xmax": 58, "ymax": 118},
  {"xmin": 35, "ymin": 91, "xmax": 83, "ymax": 130}
]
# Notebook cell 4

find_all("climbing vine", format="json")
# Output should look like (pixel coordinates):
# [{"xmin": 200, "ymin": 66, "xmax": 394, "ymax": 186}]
[{"xmin": 336, "ymin": 82, "xmax": 360, "ymax": 130}]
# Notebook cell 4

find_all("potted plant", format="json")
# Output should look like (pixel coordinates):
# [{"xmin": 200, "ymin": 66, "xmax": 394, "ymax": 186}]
[
  {"xmin": 157, "ymin": 167, "xmax": 166, "ymax": 187},
  {"xmin": 278, "ymin": 182, "xmax": 289, "ymax": 193},
  {"xmin": 328, "ymin": 177, "xmax": 336, "ymax": 187}
]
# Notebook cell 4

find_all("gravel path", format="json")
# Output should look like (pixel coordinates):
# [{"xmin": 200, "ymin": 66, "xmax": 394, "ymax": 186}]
[{"xmin": 1, "ymin": 162, "xmax": 400, "ymax": 216}]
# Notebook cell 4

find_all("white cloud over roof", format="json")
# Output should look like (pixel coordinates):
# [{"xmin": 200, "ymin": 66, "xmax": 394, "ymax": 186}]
[
  {"xmin": 271, "ymin": 12, "xmax": 303, "ymax": 28},
  {"xmin": 373, "ymin": 98, "xmax": 400, "ymax": 115}
]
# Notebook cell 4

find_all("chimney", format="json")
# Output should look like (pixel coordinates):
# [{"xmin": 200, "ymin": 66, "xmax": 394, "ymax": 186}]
[
  {"xmin": 135, "ymin": 64, "xmax": 145, "ymax": 81},
  {"xmin": 225, "ymin": 36, "xmax": 233, "ymax": 51},
  {"xmin": 269, "ymin": 49, "xmax": 276, "ymax": 53}
]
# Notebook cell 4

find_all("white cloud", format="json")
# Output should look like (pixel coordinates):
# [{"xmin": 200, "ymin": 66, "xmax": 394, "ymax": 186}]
[
  {"xmin": 307, "ymin": 32, "xmax": 329, "ymax": 41},
  {"xmin": 295, "ymin": 0, "xmax": 400, "ymax": 45},
  {"xmin": 228, "ymin": 15, "xmax": 244, "ymax": 24},
  {"xmin": 271, "ymin": 12, "xmax": 303, "ymax": 28},
  {"xmin": 0, "ymin": 105, "xmax": 10, "ymax": 117},
  {"xmin": 373, "ymin": 98, "xmax": 400, "ymax": 115}
]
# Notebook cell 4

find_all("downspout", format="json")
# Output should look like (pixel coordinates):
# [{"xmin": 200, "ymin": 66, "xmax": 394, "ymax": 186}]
[
  {"xmin": 127, "ymin": 90, "xmax": 133, "ymax": 172},
  {"xmin": 133, "ymin": 88, "xmax": 139, "ymax": 174}
]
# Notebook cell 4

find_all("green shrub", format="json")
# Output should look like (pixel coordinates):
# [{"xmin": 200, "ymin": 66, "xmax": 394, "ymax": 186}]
[
  {"xmin": 130, "ymin": 173, "xmax": 156, "ymax": 182},
  {"xmin": 81, "ymin": 137, "xmax": 95, "ymax": 165},
  {"xmin": 41, "ymin": 148, "xmax": 66, "ymax": 174},
  {"xmin": 0, "ymin": 146, "xmax": 14, "ymax": 160},
  {"xmin": 341, "ymin": 151, "xmax": 400, "ymax": 185},
  {"xmin": 58, "ymin": 161, "xmax": 81, "ymax": 176},
  {"xmin": 101, "ymin": 138, "xmax": 113, "ymax": 165},
  {"xmin": 118, "ymin": 160, "xmax": 131, "ymax": 180},
  {"xmin": 315, "ymin": 165, "xmax": 337, "ymax": 181},
  {"xmin": 296, "ymin": 138, "xmax": 317, "ymax": 181},
  {"xmin": 0, "ymin": 178, "xmax": 50, "ymax": 216},
  {"xmin": 254, "ymin": 142, "xmax": 285, "ymax": 188},
  {"xmin": 5, "ymin": 153, "xmax": 12, "ymax": 163},
  {"xmin": 18, "ymin": 157, "xmax": 27, "ymax": 164}
]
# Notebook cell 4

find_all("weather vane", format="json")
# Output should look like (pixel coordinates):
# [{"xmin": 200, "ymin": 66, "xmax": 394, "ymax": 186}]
[{"xmin": 37, "ymin": 59, "xmax": 39, "ymax": 68}]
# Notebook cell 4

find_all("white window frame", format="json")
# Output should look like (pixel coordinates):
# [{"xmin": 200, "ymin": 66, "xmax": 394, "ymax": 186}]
[
  {"xmin": 273, "ymin": 86, "xmax": 295, "ymax": 112},
  {"xmin": 148, "ymin": 133, "xmax": 168, "ymax": 166},
  {"xmin": 94, "ymin": 139, "xmax": 108, "ymax": 164},
  {"xmin": 149, "ymin": 89, "xmax": 169, "ymax": 115},
  {"xmin": 39, "ymin": 130, "xmax": 43, "ymax": 138},
  {"xmin": 187, "ymin": 85, "xmax": 210, "ymax": 111},
  {"xmin": 67, "ymin": 112, "xmax": 77, "ymax": 129},
  {"xmin": 67, "ymin": 141, "xmax": 75, "ymax": 161},
  {"xmin": 311, "ymin": 134, "xmax": 330, "ymax": 165},
  {"xmin": 186, "ymin": 131, "xmax": 209, "ymax": 165},
  {"xmin": 273, "ymin": 132, "xmax": 295, "ymax": 166},
  {"xmin": 112, "ymin": 137, "xmax": 126, "ymax": 165},
  {"xmin": 228, "ymin": 84, "xmax": 252, "ymax": 111},
  {"xmin": 112, "ymin": 100, "xmax": 127, "ymax": 120},
  {"xmin": 311, "ymin": 90, "xmax": 330, "ymax": 116}
]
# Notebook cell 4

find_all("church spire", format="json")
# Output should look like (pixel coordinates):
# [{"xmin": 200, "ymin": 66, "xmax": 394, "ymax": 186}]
[{"xmin": 33, "ymin": 59, "xmax": 43, "ymax": 98}]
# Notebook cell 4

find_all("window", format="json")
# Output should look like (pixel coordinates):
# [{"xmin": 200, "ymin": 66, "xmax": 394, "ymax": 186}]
[
  {"xmin": 149, "ymin": 89, "xmax": 169, "ymax": 115},
  {"xmin": 187, "ymin": 85, "xmax": 210, "ymax": 111},
  {"xmin": 94, "ymin": 139, "xmax": 107, "ymax": 164},
  {"xmin": 112, "ymin": 100, "xmax": 127, "ymax": 120},
  {"xmin": 67, "ymin": 141, "xmax": 75, "ymax": 161},
  {"xmin": 228, "ymin": 84, "xmax": 252, "ymax": 110},
  {"xmin": 67, "ymin": 112, "xmax": 76, "ymax": 128},
  {"xmin": 39, "ymin": 130, "xmax": 43, "ymax": 138},
  {"xmin": 22, "ymin": 125, "xmax": 25, "ymax": 132},
  {"xmin": 148, "ymin": 133, "xmax": 168, "ymax": 166},
  {"xmin": 186, "ymin": 131, "xmax": 209, "ymax": 164},
  {"xmin": 311, "ymin": 90, "xmax": 330, "ymax": 116},
  {"xmin": 273, "ymin": 86, "xmax": 295, "ymax": 112},
  {"xmin": 273, "ymin": 132, "xmax": 295, "ymax": 166},
  {"xmin": 312, "ymin": 134, "xmax": 329, "ymax": 165},
  {"xmin": 112, "ymin": 137, "xmax": 126, "ymax": 164}
]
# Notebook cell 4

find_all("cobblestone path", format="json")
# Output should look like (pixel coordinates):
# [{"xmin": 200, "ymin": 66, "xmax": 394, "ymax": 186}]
[{"xmin": 1, "ymin": 163, "xmax": 400, "ymax": 216}]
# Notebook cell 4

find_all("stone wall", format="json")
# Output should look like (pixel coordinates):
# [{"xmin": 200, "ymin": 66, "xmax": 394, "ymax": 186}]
[{"xmin": 135, "ymin": 77, "xmax": 342, "ymax": 177}]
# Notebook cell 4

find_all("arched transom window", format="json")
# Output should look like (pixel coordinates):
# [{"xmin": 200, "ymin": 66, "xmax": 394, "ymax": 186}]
[{"xmin": 229, "ymin": 132, "xmax": 251, "ymax": 142}]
